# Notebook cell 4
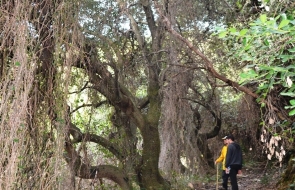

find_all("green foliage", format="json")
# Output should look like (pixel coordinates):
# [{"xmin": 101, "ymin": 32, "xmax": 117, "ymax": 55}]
[{"xmin": 214, "ymin": 11, "xmax": 295, "ymax": 115}]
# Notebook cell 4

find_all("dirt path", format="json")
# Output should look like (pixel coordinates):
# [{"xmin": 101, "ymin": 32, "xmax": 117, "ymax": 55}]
[{"xmin": 188, "ymin": 163, "xmax": 280, "ymax": 190}]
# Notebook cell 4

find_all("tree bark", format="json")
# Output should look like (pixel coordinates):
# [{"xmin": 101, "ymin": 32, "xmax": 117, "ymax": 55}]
[
  {"xmin": 64, "ymin": 141, "xmax": 131, "ymax": 190},
  {"xmin": 277, "ymin": 151, "xmax": 295, "ymax": 190},
  {"xmin": 139, "ymin": 124, "xmax": 170, "ymax": 189}
]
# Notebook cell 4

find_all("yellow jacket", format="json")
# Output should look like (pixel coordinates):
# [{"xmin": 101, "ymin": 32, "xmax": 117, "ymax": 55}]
[{"xmin": 215, "ymin": 145, "xmax": 227, "ymax": 170}]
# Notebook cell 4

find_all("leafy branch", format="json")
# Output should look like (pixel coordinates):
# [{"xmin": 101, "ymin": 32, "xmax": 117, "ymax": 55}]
[{"xmin": 215, "ymin": 12, "xmax": 295, "ymax": 116}]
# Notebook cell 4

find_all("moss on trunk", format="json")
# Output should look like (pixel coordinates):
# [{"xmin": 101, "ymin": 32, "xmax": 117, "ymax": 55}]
[
  {"xmin": 277, "ymin": 153, "xmax": 295, "ymax": 190},
  {"xmin": 139, "ymin": 125, "xmax": 170, "ymax": 190}
]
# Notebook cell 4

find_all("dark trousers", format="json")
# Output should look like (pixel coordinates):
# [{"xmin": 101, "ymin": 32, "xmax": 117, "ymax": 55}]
[
  {"xmin": 222, "ymin": 170, "xmax": 229, "ymax": 189},
  {"xmin": 222, "ymin": 166, "xmax": 239, "ymax": 190},
  {"xmin": 229, "ymin": 165, "xmax": 239, "ymax": 190}
]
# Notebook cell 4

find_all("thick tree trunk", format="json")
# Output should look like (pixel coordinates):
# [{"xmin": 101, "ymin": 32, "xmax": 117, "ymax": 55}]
[
  {"xmin": 277, "ymin": 151, "xmax": 295, "ymax": 190},
  {"xmin": 140, "ymin": 124, "xmax": 170, "ymax": 189}
]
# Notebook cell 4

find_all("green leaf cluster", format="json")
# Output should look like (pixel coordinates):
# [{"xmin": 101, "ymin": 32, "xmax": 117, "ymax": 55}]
[{"xmin": 214, "ymin": 12, "xmax": 295, "ymax": 116}]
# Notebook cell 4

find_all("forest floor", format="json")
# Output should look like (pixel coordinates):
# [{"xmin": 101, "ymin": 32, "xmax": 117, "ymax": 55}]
[{"xmin": 188, "ymin": 161, "xmax": 283, "ymax": 190}]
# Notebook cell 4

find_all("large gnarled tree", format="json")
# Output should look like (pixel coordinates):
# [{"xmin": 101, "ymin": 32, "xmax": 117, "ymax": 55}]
[{"xmin": 0, "ymin": 0, "xmax": 271, "ymax": 189}]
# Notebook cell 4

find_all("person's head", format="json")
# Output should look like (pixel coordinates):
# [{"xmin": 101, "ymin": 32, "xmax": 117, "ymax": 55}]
[
  {"xmin": 221, "ymin": 136, "xmax": 228, "ymax": 145},
  {"xmin": 226, "ymin": 134, "xmax": 235, "ymax": 143}
]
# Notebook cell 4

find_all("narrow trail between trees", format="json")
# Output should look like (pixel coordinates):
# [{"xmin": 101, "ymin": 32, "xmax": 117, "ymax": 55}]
[{"xmin": 188, "ymin": 162, "xmax": 281, "ymax": 190}]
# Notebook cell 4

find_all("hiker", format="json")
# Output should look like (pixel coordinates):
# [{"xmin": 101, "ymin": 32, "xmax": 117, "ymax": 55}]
[
  {"xmin": 225, "ymin": 134, "xmax": 243, "ymax": 190},
  {"xmin": 215, "ymin": 136, "xmax": 229, "ymax": 190}
]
